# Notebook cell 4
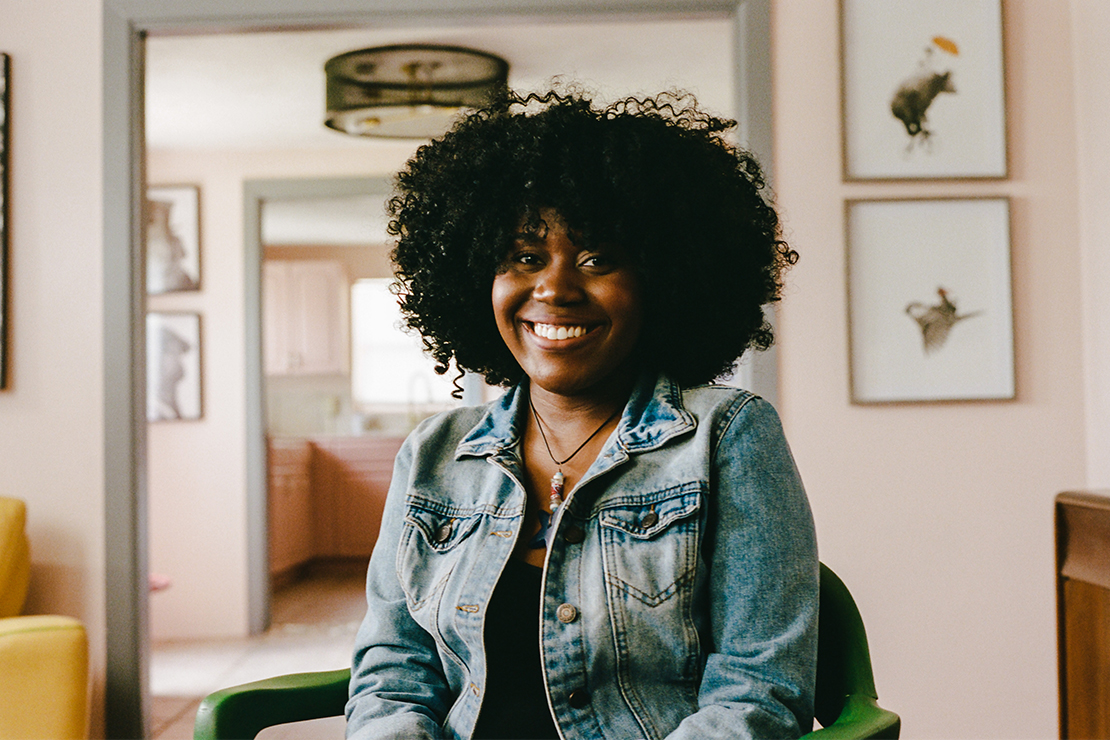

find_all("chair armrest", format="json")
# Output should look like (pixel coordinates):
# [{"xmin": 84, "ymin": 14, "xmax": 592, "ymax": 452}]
[
  {"xmin": 802, "ymin": 694, "xmax": 901, "ymax": 740},
  {"xmin": 0, "ymin": 614, "xmax": 89, "ymax": 740},
  {"xmin": 193, "ymin": 668, "xmax": 350, "ymax": 740}
]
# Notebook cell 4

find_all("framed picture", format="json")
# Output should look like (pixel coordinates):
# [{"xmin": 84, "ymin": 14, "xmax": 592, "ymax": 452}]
[
  {"xmin": 841, "ymin": 0, "xmax": 1006, "ymax": 180},
  {"xmin": 846, "ymin": 198, "xmax": 1014, "ymax": 403},
  {"xmin": 146, "ymin": 184, "xmax": 200, "ymax": 294},
  {"xmin": 146, "ymin": 312, "xmax": 203, "ymax": 421},
  {"xmin": 1, "ymin": 54, "xmax": 9, "ymax": 390}
]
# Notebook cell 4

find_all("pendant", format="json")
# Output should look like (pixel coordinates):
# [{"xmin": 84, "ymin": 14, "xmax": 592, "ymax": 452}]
[
  {"xmin": 549, "ymin": 470, "xmax": 565, "ymax": 513},
  {"xmin": 528, "ymin": 509, "xmax": 552, "ymax": 550}
]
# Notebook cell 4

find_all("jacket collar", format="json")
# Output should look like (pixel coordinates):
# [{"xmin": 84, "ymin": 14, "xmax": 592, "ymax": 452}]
[{"xmin": 455, "ymin": 370, "xmax": 696, "ymax": 461}]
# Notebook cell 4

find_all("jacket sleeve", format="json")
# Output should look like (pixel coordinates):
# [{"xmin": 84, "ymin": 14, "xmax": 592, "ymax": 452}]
[
  {"xmin": 665, "ymin": 395, "xmax": 819, "ymax": 740},
  {"xmin": 346, "ymin": 434, "xmax": 451, "ymax": 740}
]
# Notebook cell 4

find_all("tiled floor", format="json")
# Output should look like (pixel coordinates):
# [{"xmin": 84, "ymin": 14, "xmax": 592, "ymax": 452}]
[{"xmin": 150, "ymin": 565, "xmax": 366, "ymax": 739}]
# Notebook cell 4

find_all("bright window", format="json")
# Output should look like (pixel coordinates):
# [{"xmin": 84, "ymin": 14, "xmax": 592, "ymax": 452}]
[{"xmin": 350, "ymin": 279, "xmax": 459, "ymax": 412}]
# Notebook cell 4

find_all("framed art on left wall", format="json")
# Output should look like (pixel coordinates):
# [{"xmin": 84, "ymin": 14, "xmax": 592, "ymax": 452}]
[
  {"xmin": 146, "ymin": 184, "xmax": 201, "ymax": 295},
  {"xmin": 1, "ymin": 53, "xmax": 9, "ymax": 390},
  {"xmin": 146, "ymin": 312, "xmax": 203, "ymax": 421}
]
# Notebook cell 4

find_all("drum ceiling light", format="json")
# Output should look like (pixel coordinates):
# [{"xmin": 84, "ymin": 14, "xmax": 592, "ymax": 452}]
[{"xmin": 324, "ymin": 44, "xmax": 510, "ymax": 139}]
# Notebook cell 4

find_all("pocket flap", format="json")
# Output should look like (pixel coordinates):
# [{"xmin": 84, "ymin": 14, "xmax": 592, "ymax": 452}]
[
  {"xmin": 598, "ymin": 488, "xmax": 701, "ymax": 539},
  {"xmin": 405, "ymin": 500, "xmax": 482, "ymax": 552}
]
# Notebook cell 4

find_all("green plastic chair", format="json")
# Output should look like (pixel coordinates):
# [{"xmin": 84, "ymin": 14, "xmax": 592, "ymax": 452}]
[{"xmin": 193, "ymin": 563, "xmax": 899, "ymax": 739}]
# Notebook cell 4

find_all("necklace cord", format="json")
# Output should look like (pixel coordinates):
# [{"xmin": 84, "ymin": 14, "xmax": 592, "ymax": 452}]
[{"xmin": 529, "ymin": 396, "xmax": 622, "ymax": 467}]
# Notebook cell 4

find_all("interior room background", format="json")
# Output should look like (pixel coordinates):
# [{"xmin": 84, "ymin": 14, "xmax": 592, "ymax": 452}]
[{"xmin": 1, "ymin": 1, "xmax": 1109, "ymax": 737}]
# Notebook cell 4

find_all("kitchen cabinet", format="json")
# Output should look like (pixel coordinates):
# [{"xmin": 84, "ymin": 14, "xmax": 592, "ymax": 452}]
[
  {"xmin": 267, "ymin": 435, "xmax": 404, "ymax": 580},
  {"xmin": 267, "ymin": 438, "xmax": 314, "ymax": 577},
  {"xmin": 264, "ymin": 260, "xmax": 349, "ymax": 376},
  {"xmin": 311, "ymin": 436, "xmax": 404, "ymax": 560}
]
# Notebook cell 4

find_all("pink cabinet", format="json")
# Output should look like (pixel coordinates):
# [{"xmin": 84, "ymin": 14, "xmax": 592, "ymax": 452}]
[
  {"xmin": 268, "ymin": 436, "xmax": 404, "ymax": 579},
  {"xmin": 263, "ymin": 260, "xmax": 349, "ymax": 376},
  {"xmin": 267, "ymin": 438, "xmax": 314, "ymax": 577}
]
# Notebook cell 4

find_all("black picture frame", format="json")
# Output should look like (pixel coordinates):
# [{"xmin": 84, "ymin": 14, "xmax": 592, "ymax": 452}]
[{"xmin": 1, "ymin": 53, "xmax": 10, "ymax": 390}]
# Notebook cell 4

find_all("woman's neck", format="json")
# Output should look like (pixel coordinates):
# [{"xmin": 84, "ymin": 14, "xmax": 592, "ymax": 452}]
[{"xmin": 526, "ymin": 375, "xmax": 633, "ymax": 431}]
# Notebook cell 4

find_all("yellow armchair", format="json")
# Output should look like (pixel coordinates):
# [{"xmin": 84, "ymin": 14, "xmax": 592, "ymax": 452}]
[{"xmin": 0, "ymin": 496, "xmax": 89, "ymax": 740}]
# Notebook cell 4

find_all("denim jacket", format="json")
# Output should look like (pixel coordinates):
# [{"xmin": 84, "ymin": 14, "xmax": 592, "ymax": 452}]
[{"xmin": 347, "ymin": 371, "xmax": 818, "ymax": 740}]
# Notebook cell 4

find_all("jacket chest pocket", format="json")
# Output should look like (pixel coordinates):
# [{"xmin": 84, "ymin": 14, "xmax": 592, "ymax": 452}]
[
  {"xmin": 397, "ymin": 499, "xmax": 484, "ymax": 614},
  {"xmin": 597, "ymin": 484, "xmax": 703, "ymax": 607}
]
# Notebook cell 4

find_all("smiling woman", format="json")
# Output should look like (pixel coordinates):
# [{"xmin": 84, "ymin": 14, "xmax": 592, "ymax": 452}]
[{"xmin": 347, "ymin": 87, "xmax": 816, "ymax": 740}]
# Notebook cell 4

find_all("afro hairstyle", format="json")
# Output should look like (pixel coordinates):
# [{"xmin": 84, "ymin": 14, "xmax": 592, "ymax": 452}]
[{"xmin": 387, "ymin": 87, "xmax": 797, "ymax": 389}]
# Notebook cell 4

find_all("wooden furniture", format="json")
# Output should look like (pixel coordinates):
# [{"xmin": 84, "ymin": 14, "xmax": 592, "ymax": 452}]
[
  {"xmin": 267, "ymin": 436, "xmax": 404, "ymax": 581},
  {"xmin": 267, "ymin": 439, "xmax": 314, "ymax": 577},
  {"xmin": 263, "ymin": 260, "xmax": 349, "ymax": 376},
  {"xmin": 1055, "ymin": 491, "xmax": 1110, "ymax": 739},
  {"xmin": 310, "ymin": 436, "xmax": 403, "ymax": 561}
]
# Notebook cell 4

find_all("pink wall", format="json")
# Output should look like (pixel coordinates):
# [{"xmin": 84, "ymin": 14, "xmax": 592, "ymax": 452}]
[
  {"xmin": 0, "ymin": 0, "xmax": 106, "ymax": 734},
  {"xmin": 773, "ymin": 1, "xmax": 1085, "ymax": 736}
]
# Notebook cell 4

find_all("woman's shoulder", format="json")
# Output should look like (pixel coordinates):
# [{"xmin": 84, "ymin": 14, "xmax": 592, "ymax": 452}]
[
  {"xmin": 676, "ymin": 381, "xmax": 785, "ymax": 436},
  {"xmin": 679, "ymin": 381, "xmax": 762, "ymax": 412},
  {"xmin": 406, "ymin": 403, "xmax": 493, "ymax": 446}
]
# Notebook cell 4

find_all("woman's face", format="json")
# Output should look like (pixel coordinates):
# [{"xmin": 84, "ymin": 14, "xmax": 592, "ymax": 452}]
[{"xmin": 492, "ymin": 209, "xmax": 642, "ymax": 400}]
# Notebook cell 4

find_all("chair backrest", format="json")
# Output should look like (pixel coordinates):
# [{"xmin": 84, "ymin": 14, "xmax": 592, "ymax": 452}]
[
  {"xmin": 814, "ymin": 563, "xmax": 880, "ymax": 728},
  {"xmin": 0, "ymin": 496, "xmax": 31, "ymax": 619}
]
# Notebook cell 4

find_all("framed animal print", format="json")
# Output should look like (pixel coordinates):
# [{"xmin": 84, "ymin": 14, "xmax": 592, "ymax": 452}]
[
  {"xmin": 840, "ymin": 0, "xmax": 1006, "ymax": 180},
  {"xmin": 846, "ymin": 198, "xmax": 1014, "ymax": 404}
]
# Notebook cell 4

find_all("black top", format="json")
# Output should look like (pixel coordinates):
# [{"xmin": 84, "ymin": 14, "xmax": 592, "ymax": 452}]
[{"xmin": 472, "ymin": 557, "xmax": 560, "ymax": 739}]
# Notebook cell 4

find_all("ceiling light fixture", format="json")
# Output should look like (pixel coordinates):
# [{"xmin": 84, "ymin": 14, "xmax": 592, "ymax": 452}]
[{"xmin": 324, "ymin": 44, "xmax": 509, "ymax": 139}]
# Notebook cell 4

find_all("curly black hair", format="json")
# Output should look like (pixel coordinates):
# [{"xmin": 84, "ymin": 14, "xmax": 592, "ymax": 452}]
[{"xmin": 388, "ymin": 87, "xmax": 797, "ymax": 389}]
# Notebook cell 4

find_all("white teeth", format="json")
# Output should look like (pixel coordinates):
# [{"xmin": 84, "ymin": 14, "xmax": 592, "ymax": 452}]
[{"xmin": 533, "ymin": 323, "xmax": 587, "ymax": 340}]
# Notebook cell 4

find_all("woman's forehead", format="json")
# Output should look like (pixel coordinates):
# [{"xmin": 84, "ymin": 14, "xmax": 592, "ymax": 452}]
[{"xmin": 515, "ymin": 208, "xmax": 571, "ymax": 240}]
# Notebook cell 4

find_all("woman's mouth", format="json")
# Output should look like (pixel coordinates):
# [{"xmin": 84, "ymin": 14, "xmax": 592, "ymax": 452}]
[{"xmin": 529, "ymin": 322, "xmax": 592, "ymax": 341}]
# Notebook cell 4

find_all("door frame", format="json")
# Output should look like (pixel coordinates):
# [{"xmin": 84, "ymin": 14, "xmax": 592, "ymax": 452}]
[
  {"xmin": 103, "ymin": 1, "xmax": 772, "ymax": 736},
  {"xmin": 244, "ymin": 174, "xmax": 396, "ymax": 636}
]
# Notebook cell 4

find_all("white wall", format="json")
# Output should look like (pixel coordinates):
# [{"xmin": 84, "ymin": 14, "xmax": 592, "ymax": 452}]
[
  {"xmin": 0, "ymin": 0, "xmax": 106, "ymax": 734},
  {"xmin": 146, "ymin": 146, "xmax": 416, "ymax": 639},
  {"xmin": 773, "ymin": 1, "xmax": 1085, "ymax": 737}
]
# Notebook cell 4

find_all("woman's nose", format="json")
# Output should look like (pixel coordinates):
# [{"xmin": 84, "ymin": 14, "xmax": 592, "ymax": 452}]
[{"xmin": 533, "ymin": 262, "xmax": 584, "ymax": 304}]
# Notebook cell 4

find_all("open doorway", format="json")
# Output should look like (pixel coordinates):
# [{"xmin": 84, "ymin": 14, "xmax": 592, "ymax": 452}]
[{"xmin": 106, "ymin": 2, "xmax": 771, "ymax": 736}]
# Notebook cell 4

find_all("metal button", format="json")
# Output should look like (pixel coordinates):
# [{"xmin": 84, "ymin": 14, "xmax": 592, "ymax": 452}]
[
  {"xmin": 563, "ymin": 525, "xmax": 585, "ymax": 544},
  {"xmin": 640, "ymin": 510, "xmax": 659, "ymax": 529},
  {"xmin": 433, "ymin": 522, "xmax": 453, "ymax": 543},
  {"xmin": 567, "ymin": 688, "xmax": 590, "ymax": 709},
  {"xmin": 556, "ymin": 603, "xmax": 578, "ymax": 623}
]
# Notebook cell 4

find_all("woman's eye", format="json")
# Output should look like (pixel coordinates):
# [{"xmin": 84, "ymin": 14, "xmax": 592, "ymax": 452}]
[
  {"xmin": 580, "ymin": 253, "xmax": 615, "ymax": 270},
  {"xmin": 508, "ymin": 251, "xmax": 542, "ymax": 268}
]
